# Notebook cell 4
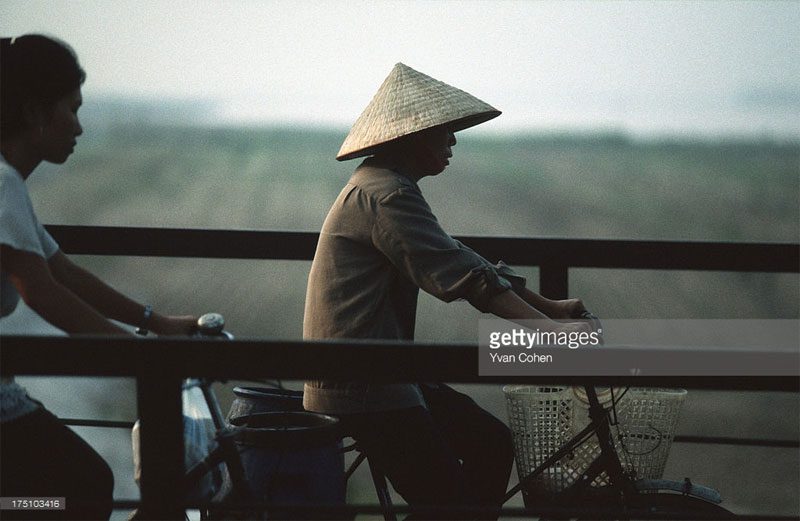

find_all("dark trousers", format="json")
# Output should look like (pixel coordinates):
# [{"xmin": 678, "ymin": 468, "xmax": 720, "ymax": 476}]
[
  {"xmin": 0, "ymin": 407, "xmax": 114, "ymax": 520},
  {"xmin": 341, "ymin": 384, "xmax": 514, "ymax": 519}
]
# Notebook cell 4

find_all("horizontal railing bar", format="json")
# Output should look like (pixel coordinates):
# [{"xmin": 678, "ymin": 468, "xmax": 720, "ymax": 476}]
[
  {"xmin": 58, "ymin": 416, "xmax": 800, "ymax": 448},
  {"xmin": 463, "ymin": 236, "xmax": 800, "ymax": 273},
  {"xmin": 106, "ymin": 500, "xmax": 797, "ymax": 521},
  {"xmin": 105, "ymin": 499, "xmax": 792, "ymax": 520},
  {"xmin": 48, "ymin": 225, "xmax": 317, "ymax": 261},
  {"xmin": 61, "ymin": 418, "xmax": 136, "ymax": 429},
  {"xmin": 46, "ymin": 225, "xmax": 800, "ymax": 273},
  {"xmin": 673, "ymin": 435, "xmax": 799, "ymax": 448},
  {"xmin": 2, "ymin": 335, "xmax": 798, "ymax": 390}
]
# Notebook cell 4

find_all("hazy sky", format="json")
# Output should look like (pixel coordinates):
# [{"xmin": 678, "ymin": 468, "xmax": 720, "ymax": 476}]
[{"xmin": 3, "ymin": 0, "xmax": 799, "ymax": 137}]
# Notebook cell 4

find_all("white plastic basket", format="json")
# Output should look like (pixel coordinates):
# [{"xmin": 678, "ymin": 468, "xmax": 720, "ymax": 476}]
[{"xmin": 504, "ymin": 385, "xmax": 687, "ymax": 496}]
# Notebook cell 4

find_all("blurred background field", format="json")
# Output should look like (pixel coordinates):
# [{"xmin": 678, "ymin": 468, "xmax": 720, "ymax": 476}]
[
  {"xmin": 17, "ymin": 115, "xmax": 800, "ymax": 331},
  {"xmin": 3, "ymin": 116, "xmax": 798, "ymax": 517}
]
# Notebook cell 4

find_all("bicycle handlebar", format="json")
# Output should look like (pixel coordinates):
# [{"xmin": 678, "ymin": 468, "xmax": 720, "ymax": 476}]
[
  {"xmin": 195, "ymin": 313, "xmax": 234, "ymax": 340},
  {"xmin": 580, "ymin": 310, "xmax": 604, "ymax": 345}
]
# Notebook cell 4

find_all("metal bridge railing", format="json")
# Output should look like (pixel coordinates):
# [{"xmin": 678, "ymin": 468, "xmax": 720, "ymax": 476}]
[
  {"xmin": 1, "ymin": 225, "xmax": 798, "ymax": 518},
  {"xmin": 45, "ymin": 224, "xmax": 799, "ymax": 301},
  {"xmin": 2, "ymin": 335, "xmax": 798, "ymax": 519}
]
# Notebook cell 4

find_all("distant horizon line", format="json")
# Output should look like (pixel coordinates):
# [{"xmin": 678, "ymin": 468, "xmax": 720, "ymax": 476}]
[
  {"xmin": 83, "ymin": 120, "xmax": 800, "ymax": 146},
  {"xmin": 79, "ymin": 93, "xmax": 800, "ymax": 145}
]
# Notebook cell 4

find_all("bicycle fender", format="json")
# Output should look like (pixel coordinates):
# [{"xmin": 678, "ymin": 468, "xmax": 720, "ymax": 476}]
[{"xmin": 634, "ymin": 478, "xmax": 723, "ymax": 504}]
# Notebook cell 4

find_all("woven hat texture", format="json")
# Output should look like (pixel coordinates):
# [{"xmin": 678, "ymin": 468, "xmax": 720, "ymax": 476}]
[{"xmin": 336, "ymin": 63, "xmax": 500, "ymax": 160}]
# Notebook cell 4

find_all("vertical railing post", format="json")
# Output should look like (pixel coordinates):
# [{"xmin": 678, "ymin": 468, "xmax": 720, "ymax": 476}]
[
  {"xmin": 540, "ymin": 262, "xmax": 569, "ymax": 300},
  {"xmin": 136, "ymin": 370, "xmax": 184, "ymax": 520}
]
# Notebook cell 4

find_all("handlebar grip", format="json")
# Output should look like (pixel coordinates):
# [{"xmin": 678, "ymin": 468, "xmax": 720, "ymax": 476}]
[
  {"xmin": 580, "ymin": 310, "xmax": 598, "ymax": 320},
  {"xmin": 196, "ymin": 313, "xmax": 233, "ymax": 339},
  {"xmin": 580, "ymin": 310, "xmax": 604, "ymax": 344}
]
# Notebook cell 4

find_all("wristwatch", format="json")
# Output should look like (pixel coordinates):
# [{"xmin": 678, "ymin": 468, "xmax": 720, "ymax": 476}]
[{"xmin": 135, "ymin": 304, "xmax": 153, "ymax": 336}]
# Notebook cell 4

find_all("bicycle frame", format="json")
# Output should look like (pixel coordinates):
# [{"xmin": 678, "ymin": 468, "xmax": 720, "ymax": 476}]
[
  {"xmin": 180, "ymin": 318, "xmax": 257, "ymax": 518},
  {"xmin": 502, "ymin": 385, "xmax": 628, "ymax": 504},
  {"xmin": 182, "ymin": 378, "xmax": 251, "ymax": 505},
  {"xmin": 570, "ymin": 386, "xmax": 637, "ymax": 498}
]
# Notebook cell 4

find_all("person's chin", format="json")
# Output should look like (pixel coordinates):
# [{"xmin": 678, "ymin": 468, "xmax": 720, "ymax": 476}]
[
  {"xmin": 423, "ymin": 168, "xmax": 445, "ymax": 178},
  {"xmin": 418, "ymin": 158, "xmax": 448, "ymax": 177},
  {"xmin": 46, "ymin": 152, "xmax": 72, "ymax": 164},
  {"xmin": 430, "ymin": 161, "xmax": 449, "ymax": 175}
]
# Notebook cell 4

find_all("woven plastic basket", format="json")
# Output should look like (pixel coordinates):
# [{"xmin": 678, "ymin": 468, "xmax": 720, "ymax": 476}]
[{"xmin": 504, "ymin": 385, "xmax": 687, "ymax": 498}]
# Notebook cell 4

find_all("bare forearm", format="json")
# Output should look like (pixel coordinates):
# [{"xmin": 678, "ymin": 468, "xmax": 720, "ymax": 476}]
[
  {"xmin": 48, "ymin": 252, "xmax": 198, "ymax": 335},
  {"xmin": 486, "ymin": 289, "xmax": 550, "ymax": 321},
  {"xmin": 49, "ymin": 253, "xmax": 148, "ymax": 327},
  {"xmin": 27, "ymin": 283, "xmax": 130, "ymax": 335},
  {"xmin": 515, "ymin": 287, "xmax": 586, "ymax": 320},
  {"xmin": 485, "ymin": 290, "xmax": 590, "ymax": 335},
  {"xmin": 515, "ymin": 287, "xmax": 558, "ymax": 316}
]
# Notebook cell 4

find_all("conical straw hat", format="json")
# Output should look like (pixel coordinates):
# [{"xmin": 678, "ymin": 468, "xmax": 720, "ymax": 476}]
[{"xmin": 336, "ymin": 63, "xmax": 501, "ymax": 161}]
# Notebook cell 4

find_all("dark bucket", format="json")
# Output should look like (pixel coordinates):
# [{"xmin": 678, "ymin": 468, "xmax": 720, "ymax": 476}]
[
  {"xmin": 229, "ymin": 412, "xmax": 346, "ymax": 517},
  {"xmin": 226, "ymin": 386, "xmax": 304, "ymax": 422}
]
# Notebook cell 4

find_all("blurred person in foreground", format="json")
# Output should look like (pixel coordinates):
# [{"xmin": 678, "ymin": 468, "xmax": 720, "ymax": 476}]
[
  {"xmin": 0, "ymin": 34, "xmax": 198, "ymax": 520},
  {"xmin": 303, "ymin": 63, "xmax": 590, "ymax": 519}
]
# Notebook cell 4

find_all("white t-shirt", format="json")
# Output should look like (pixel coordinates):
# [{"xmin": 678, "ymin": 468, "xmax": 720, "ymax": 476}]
[
  {"xmin": 0, "ymin": 154, "xmax": 60, "ymax": 421},
  {"xmin": 0, "ymin": 155, "xmax": 59, "ymax": 317}
]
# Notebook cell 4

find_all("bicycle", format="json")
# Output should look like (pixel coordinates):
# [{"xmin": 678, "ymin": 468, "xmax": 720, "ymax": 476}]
[
  {"xmin": 501, "ymin": 312, "xmax": 735, "ymax": 519},
  {"xmin": 143, "ymin": 312, "xmax": 736, "ymax": 520},
  {"xmin": 139, "ymin": 314, "xmax": 350, "ymax": 521},
  {"xmin": 132, "ymin": 313, "xmax": 257, "ymax": 520}
]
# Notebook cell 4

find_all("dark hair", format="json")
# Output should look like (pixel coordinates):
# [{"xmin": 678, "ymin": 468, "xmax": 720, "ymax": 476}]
[{"xmin": 1, "ymin": 34, "xmax": 86, "ymax": 139}]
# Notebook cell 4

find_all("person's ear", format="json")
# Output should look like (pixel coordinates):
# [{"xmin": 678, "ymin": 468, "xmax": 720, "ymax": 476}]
[{"xmin": 21, "ymin": 102, "xmax": 47, "ymax": 136}]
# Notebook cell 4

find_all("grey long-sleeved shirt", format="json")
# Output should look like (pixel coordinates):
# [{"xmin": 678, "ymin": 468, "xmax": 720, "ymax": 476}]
[{"xmin": 303, "ymin": 157, "xmax": 525, "ymax": 413}]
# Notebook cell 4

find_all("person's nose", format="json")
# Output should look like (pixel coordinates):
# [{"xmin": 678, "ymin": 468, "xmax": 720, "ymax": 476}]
[
  {"xmin": 75, "ymin": 119, "xmax": 83, "ymax": 137},
  {"xmin": 448, "ymin": 131, "xmax": 456, "ymax": 147}
]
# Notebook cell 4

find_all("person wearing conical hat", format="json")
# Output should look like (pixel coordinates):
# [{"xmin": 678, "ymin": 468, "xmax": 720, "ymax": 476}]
[{"xmin": 303, "ymin": 63, "xmax": 590, "ymax": 517}]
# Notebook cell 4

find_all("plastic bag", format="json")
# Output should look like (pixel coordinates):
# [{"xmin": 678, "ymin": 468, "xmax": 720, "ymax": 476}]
[{"xmin": 131, "ymin": 379, "xmax": 224, "ymax": 502}]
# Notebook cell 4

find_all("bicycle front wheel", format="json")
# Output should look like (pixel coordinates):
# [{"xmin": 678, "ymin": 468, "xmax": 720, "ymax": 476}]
[{"xmin": 623, "ymin": 492, "xmax": 735, "ymax": 519}]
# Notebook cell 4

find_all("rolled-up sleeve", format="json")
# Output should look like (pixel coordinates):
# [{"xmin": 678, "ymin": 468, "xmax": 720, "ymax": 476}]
[
  {"xmin": 371, "ymin": 186, "xmax": 515, "ymax": 312},
  {"xmin": 455, "ymin": 241, "xmax": 527, "ymax": 294}
]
